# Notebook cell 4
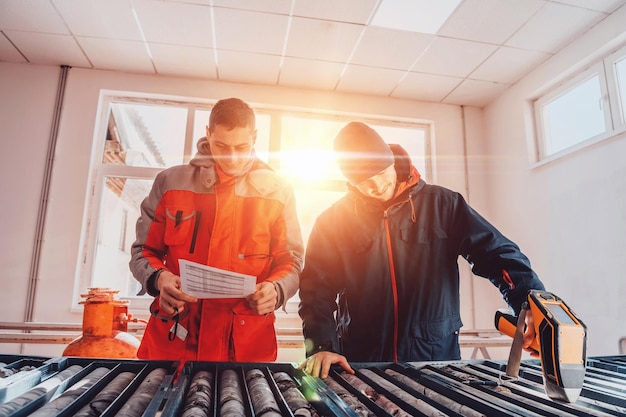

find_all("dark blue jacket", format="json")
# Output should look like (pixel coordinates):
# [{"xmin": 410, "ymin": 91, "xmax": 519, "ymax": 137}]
[{"xmin": 298, "ymin": 163, "xmax": 544, "ymax": 363}]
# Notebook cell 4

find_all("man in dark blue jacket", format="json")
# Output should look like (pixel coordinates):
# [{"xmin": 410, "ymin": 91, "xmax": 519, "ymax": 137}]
[{"xmin": 298, "ymin": 121, "xmax": 545, "ymax": 378}]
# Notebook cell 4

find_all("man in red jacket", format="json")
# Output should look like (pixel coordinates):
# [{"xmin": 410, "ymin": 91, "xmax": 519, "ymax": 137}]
[{"xmin": 129, "ymin": 97, "xmax": 303, "ymax": 362}]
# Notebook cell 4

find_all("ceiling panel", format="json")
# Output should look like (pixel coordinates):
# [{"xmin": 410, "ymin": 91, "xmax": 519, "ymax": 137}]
[
  {"xmin": 438, "ymin": 0, "xmax": 546, "ymax": 44},
  {"xmin": 391, "ymin": 72, "xmax": 463, "ymax": 102},
  {"xmin": 5, "ymin": 32, "xmax": 90, "ymax": 67},
  {"xmin": 412, "ymin": 37, "xmax": 499, "ymax": 78},
  {"xmin": 292, "ymin": 0, "xmax": 378, "ymax": 24},
  {"xmin": 336, "ymin": 65, "xmax": 405, "ymax": 96},
  {"xmin": 211, "ymin": 0, "xmax": 292, "ymax": 15},
  {"xmin": 279, "ymin": 57, "xmax": 345, "ymax": 90},
  {"xmin": 150, "ymin": 43, "xmax": 217, "ymax": 79},
  {"xmin": 51, "ymin": 0, "xmax": 142, "ymax": 40},
  {"xmin": 0, "ymin": 34, "xmax": 27, "ymax": 63},
  {"xmin": 285, "ymin": 17, "xmax": 364, "ymax": 62},
  {"xmin": 0, "ymin": 0, "xmax": 624, "ymax": 108},
  {"xmin": 505, "ymin": 2, "xmax": 606, "ymax": 53},
  {"xmin": 0, "ymin": 0, "xmax": 69, "ymax": 34},
  {"xmin": 470, "ymin": 46, "xmax": 551, "ymax": 84},
  {"xmin": 213, "ymin": 8, "xmax": 289, "ymax": 55},
  {"xmin": 216, "ymin": 50, "xmax": 281, "ymax": 85},
  {"xmin": 555, "ymin": 0, "xmax": 626, "ymax": 12},
  {"xmin": 133, "ymin": 0, "xmax": 213, "ymax": 47},
  {"xmin": 443, "ymin": 78, "xmax": 510, "ymax": 106},
  {"xmin": 350, "ymin": 27, "xmax": 434, "ymax": 70},
  {"xmin": 77, "ymin": 37, "xmax": 155, "ymax": 73}
]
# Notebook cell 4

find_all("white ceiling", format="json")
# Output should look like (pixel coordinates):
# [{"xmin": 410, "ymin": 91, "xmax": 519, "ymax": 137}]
[{"xmin": 1, "ymin": 0, "xmax": 625, "ymax": 107}]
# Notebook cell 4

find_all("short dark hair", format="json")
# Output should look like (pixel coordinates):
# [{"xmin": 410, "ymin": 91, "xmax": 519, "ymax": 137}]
[{"xmin": 208, "ymin": 98, "xmax": 256, "ymax": 132}]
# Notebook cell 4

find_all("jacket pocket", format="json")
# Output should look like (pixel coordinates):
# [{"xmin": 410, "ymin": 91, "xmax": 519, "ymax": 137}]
[
  {"xmin": 410, "ymin": 315, "xmax": 462, "ymax": 343},
  {"xmin": 401, "ymin": 225, "xmax": 447, "ymax": 245},
  {"xmin": 164, "ymin": 208, "xmax": 196, "ymax": 246},
  {"xmin": 236, "ymin": 252, "xmax": 272, "ymax": 279},
  {"xmin": 231, "ymin": 311, "xmax": 277, "ymax": 362}
]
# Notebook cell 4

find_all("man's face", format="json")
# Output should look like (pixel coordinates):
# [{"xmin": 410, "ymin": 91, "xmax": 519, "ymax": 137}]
[
  {"xmin": 206, "ymin": 124, "xmax": 256, "ymax": 176},
  {"xmin": 353, "ymin": 164, "xmax": 397, "ymax": 202}
]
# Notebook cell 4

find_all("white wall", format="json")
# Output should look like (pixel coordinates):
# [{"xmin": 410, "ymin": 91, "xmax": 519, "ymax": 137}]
[
  {"xmin": 0, "ymin": 64, "xmax": 60, "ymax": 322},
  {"xmin": 481, "ymin": 5, "xmax": 626, "ymax": 356},
  {"xmin": 2, "ymin": 65, "xmax": 496, "ymax": 359}
]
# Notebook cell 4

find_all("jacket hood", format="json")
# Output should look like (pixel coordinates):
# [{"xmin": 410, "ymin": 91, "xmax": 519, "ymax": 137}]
[{"xmin": 189, "ymin": 136, "xmax": 282, "ymax": 196}]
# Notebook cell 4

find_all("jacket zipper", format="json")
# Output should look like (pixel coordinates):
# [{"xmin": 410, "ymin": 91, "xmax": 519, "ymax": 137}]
[{"xmin": 383, "ymin": 209, "xmax": 399, "ymax": 362}]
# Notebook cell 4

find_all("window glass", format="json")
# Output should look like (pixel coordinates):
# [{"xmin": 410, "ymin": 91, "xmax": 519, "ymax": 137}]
[
  {"xmin": 279, "ymin": 116, "xmax": 346, "ymax": 184},
  {"xmin": 295, "ymin": 188, "xmax": 345, "ymax": 248},
  {"xmin": 91, "ymin": 177, "xmax": 153, "ymax": 297},
  {"xmin": 541, "ymin": 74, "xmax": 606, "ymax": 156},
  {"xmin": 615, "ymin": 56, "xmax": 626, "ymax": 124},
  {"xmin": 107, "ymin": 103, "xmax": 187, "ymax": 167}
]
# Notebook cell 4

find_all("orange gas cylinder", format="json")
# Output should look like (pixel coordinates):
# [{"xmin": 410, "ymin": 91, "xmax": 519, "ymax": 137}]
[{"xmin": 63, "ymin": 288, "xmax": 140, "ymax": 358}]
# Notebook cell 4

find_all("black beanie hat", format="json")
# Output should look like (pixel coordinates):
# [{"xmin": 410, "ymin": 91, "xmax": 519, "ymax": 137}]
[{"xmin": 334, "ymin": 122, "xmax": 395, "ymax": 184}]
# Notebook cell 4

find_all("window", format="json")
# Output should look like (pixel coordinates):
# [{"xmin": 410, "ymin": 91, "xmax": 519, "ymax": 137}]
[
  {"xmin": 77, "ymin": 94, "xmax": 431, "ymax": 313},
  {"xmin": 534, "ymin": 44, "xmax": 626, "ymax": 161}
]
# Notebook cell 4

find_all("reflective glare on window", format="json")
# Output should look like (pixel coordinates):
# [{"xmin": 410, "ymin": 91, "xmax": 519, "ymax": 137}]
[
  {"xmin": 541, "ymin": 74, "xmax": 606, "ymax": 155},
  {"xmin": 106, "ymin": 103, "xmax": 188, "ymax": 168},
  {"xmin": 295, "ymin": 188, "xmax": 345, "ymax": 248},
  {"xmin": 279, "ymin": 117, "xmax": 429, "ymax": 184},
  {"xmin": 280, "ymin": 116, "xmax": 347, "ymax": 184}
]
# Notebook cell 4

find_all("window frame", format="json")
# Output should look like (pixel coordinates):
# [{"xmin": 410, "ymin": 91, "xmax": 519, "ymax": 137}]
[
  {"xmin": 533, "ymin": 43, "xmax": 626, "ymax": 164},
  {"xmin": 75, "ymin": 91, "xmax": 433, "ymax": 314}
]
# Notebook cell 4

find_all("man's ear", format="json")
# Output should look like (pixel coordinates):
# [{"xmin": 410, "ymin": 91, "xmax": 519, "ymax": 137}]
[{"xmin": 388, "ymin": 144, "xmax": 411, "ymax": 182}]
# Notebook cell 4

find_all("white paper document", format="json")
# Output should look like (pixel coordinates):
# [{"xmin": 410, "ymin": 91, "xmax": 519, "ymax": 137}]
[{"xmin": 179, "ymin": 259, "xmax": 256, "ymax": 299}]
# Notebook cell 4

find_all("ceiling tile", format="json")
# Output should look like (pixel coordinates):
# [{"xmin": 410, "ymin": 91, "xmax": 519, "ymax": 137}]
[
  {"xmin": 442, "ymin": 78, "xmax": 510, "ymax": 106},
  {"xmin": 292, "ymin": 0, "xmax": 378, "ymax": 24},
  {"xmin": 391, "ymin": 72, "xmax": 463, "ymax": 102},
  {"xmin": 77, "ymin": 37, "xmax": 155, "ymax": 73},
  {"xmin": 285, "ymin": 17, "xmax": 363, "ymax": 62},
  {"xmin": 213, "ymin": 8, "xmax": 289, "ymax": 55},
  {"xmin": 51, "ymin": 0, "xmax": 142, "ymax": 40},
  {"xmin": 3, "ymin": 0, "xmax": 623, "ymax": 108},
  {"xmin": 469, "ymin": 46, "xmax": 551, "ymax": 83},
  {"xmin": 150, "ymin": 43, "xmax": 217, "ymax": 79},
  {"xmin": 211, "ymin": 0, "xmax": 292, "ymax": 14},
  {"xmin": 335, "ymin": 65, "xmax": 405, "ymax": 96},
  {"xmin": 0, "ymin": 0, "xmax": 69, "ymax": 34},
  {"xmin": 0, "ymin": 33, "xmax": 27, "ymax": 63},
  {"xmin": 438, "ymin": 0, "xmax": 546, "ymax": 44},
  {"xmin": 371, "ymin": 0, "xmax": 462, "ymax": 34},
  {"xmin": 4, "ymin": 31, "xmax": 91, "ymax": 67},
  {"xmin": 412, "ymin": 37, "xmax": 498, "ymax": 77},
  {"xmin": 132, "ymin": 0, "xmax": 213, "ymax": 47},
  {"xmin": 553, "ymin": 0, "xmax": 626, "ymax": 13},
  {"xmin": 279, "ymin": 57, "xmax": 345, "ymax": 90},
  {"xmin": 351, "ymin": 27, "xmax": 434, "ymax": 70},
  {"xmin": 216, "ymin": 50, "xmax": 281, "ymax": 85},
  {"xmin": 505, "ymin": 2, "xmax": 606, "ymax": 53}
]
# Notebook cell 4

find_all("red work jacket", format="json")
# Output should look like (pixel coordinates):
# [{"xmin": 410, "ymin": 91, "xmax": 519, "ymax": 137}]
[{"xmin": 130, "ymin": 152, "xmax": 303, "ymax": 363}]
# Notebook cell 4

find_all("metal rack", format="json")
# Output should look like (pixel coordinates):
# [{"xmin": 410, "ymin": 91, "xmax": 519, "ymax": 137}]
[{"xmin": 3, "ymin": 354, "xmax": 625, "ymax": 416}]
